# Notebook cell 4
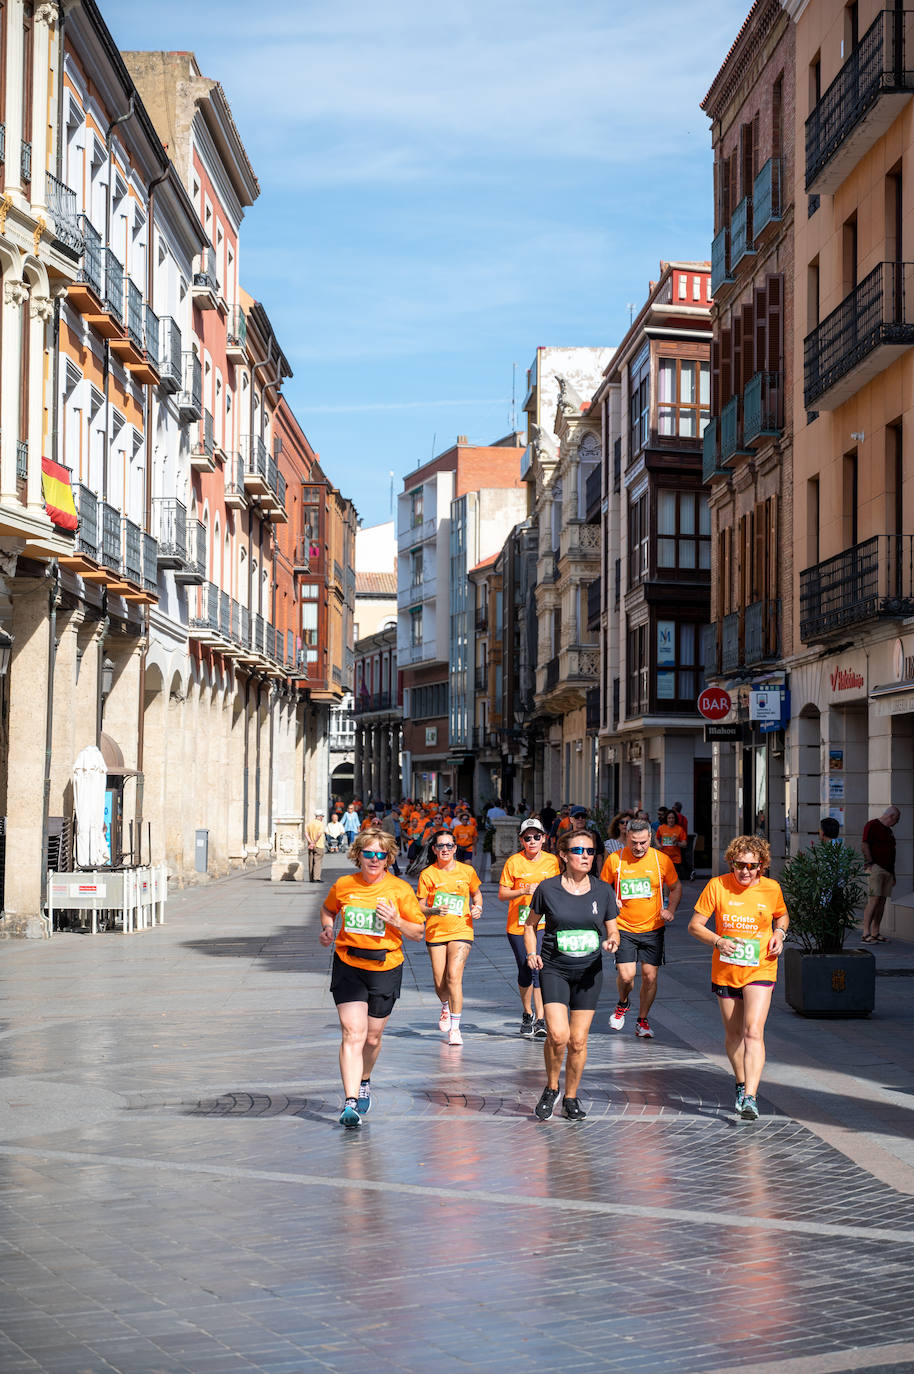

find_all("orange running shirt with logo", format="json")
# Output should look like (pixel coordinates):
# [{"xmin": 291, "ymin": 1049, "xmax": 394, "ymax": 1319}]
[
  {"xmin": 694, "ymin": 874, "xmax": 787, "ymax": 988},
  {"xmin": 500, "ymin": 851, "xmax": 560, "ymax": 934},
  {"xmin": 324, "ymin": 872, "xmax": 424, "ymax": 971},
  {"xmin": 452, "ymin": 821, "xmax": 477, "ymax": 850},
  {"xmin": 418, "ymin": 862, "xmax": 481, "ymax": 942},
  {"xmin": 601, "ymin": 847, "xmax": 678, "ymax": 933},
  {"xmin": 655, "ymin": 823, "xmax": 687, "ymax": 866}
]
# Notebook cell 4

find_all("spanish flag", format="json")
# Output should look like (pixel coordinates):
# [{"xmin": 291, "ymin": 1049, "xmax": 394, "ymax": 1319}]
[{"xmin": 41, "ymin": 456, "xmax": 79, "ymax": 531}]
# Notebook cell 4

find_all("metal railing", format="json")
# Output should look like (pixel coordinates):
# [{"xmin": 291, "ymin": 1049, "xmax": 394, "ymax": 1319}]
[
  {"xmin": 179, "ymin": 351, "xmax": 203, "ymax": 416},
  {"xmin": 142, "ymin": 533, "xmax": 158, "ymax": 593},
  {"xmin": 744, "ymin": 598, "xmax": 780, "ymax": 664},
  {"xmin": 101, "ymin": 248, "xmax": 124, "ymax": 323},
  {"xmin": 702, "ymin": 417, "xmax": 721, "ymax": 482},
  {"xmin": 475, "ymin": 605, "xmax": 488, "ymax": 630},
  {"xmin": 743, "ymin": 371, "xmax": 782, "ymax": 443},
  {"xmin": 730, "ymin": 194, "xmax": 753, "ymax": 268},
  {"xmin": 702, "ymin": 623, "xmax": 719, "ymax": 677},
  {"xmin": 804, "ymin": 261, "xmax": 914, "ymax": 408},
  {"xmin": 720, "ymin": 395, "xmax": 740, "ymax": 462},
  {"xmin": 191, "ymin": 581, "xmax": 220, "ymax": 634},
  {"xmin": 243, "ymin": 433, "xmax": 268, "ymax": 480},
  {"xmin": 126, "ymin": 280, "xmax": 144, "ymax": 349},
  {"xmin": 20, "ymin": 140, "xmax": 31, "ymax": 183},
  {"xmin": 710, "ymin": 226, "xmax": 730, "ymax": 295},
  {"xmin": 100, "ymin": 502, "xmax": 121, "ymax": 572},
  {"xmin": 238, "ymin": 603, "xmax": 250, "ymax": 649},
  {"xmin": 753, "ymin": 157, "xmax": 781, "ymax": 236},
  {"xmin": 584, "ymin": 465, "xmax": 602, "ymax": 521},
  {"xmin": 252, "ymin": 612, "xmax": 265, "ymax": 656},
  {"xmin": 143, "ymin": 304, "xmax": 159, "ymax": 363},
  {"xmin": 78, "ymin": 216, "xmax": 103, "ymax": 297},
  {"xmin": 806, "ymin": 10, "xmax": 914, "ymax": 191},
  {"xmin": 75, "ymin": 483, "xmax": 98, "ymax": 559},
  {"xmin": 158, "ymin": 317, "xmax": 181, "ymax": 387},
  {"xmin": 153, "ymin": 498, "xmax": 186, "ymax": 561},
  {"xmin": 721, "ymin": 611, "xmax": 741, "ymax": 672},
  {"xmin": 194, "ymin": 246, "xmax": 220, "ymax": 293},
  {"xmin": 227, "ymin": 304, "xmax": 246, "ymax": 349},
  {"xmin": 219, "ymin": 589, "xmax": 231, "ymax": 641},
  {"xmin": 193, "ymin": 409, "xmax": 214, "ymax": 457},
  {"xmin": 15, "ymin": 440, "xmax": 27, "ymax": 481},
  {"xmin": 189, "ymin": 518, "xmax": 207, "ymax": 577},
  {"xmin": 122, "ymin": 516, "xmax": 142, "ymax": 584},
  {"xmin": 46, "ymin": 172, "xmax": 83, "ymax": 253},
  {"xmin": 225, "ymin": 452, "xmax": 246, "ymax": 502},
  {"xmin": 800, "ymin": 535, "xmax": 914, "ymax": 640},
  {"xmin": 0, "ymin": 123, "xmax": 5, "ymax": 164}
]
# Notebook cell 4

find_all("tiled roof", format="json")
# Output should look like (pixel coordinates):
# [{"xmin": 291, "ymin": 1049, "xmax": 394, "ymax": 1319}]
[{"xmin": 356, "ymin": 572, "xmax": 397, "ymax": 596}]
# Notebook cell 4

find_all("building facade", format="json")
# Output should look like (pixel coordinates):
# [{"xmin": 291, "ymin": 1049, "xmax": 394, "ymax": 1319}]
[{"xmin": 353, "ymin": 624, "xmax": 400, "ymax": 805}]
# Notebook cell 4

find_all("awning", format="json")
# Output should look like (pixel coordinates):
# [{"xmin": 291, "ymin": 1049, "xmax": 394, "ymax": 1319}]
[{"xmin": 100, "ymin": 731, "xmax": 139, "ymax": 778}]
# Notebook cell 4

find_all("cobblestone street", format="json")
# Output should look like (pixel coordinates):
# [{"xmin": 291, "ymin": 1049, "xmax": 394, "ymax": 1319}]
[{"xmin": 1, "ymin": 858, "xmax": 913, "ymax": 1374}]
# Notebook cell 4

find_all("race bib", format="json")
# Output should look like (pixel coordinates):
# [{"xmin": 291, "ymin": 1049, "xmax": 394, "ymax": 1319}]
[
  {"xmin": 719, "ymin": 936, "xmax": 761, "ymax": 967},
  {"xmin": 556, "ymin": 929, "xmax": 600, "ymax": 957},
  {"xmin": 661, "ymin": 836, "xmax": 675, "ymax": 846},
  {"xmin": 432, "ymin": 891, "xmax": 465, "ymax": 916},
  {"xmin": 619, "ymin": 877, "xmax": 652, "ymax": 900},
  {"xmin": 343, "ymin": 905, "xmax": 385, "ymax": 937}
]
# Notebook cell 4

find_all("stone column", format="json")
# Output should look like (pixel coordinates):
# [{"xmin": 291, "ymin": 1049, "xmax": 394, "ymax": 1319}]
[
  {"xmin": 30, "ymin": 5, "xmax": 58, "ymax": 213},
  {"xmin": 354, "ymin": 722, "xmax": 363, "ymax": 798},
  {"xmin": 48, "ymin": 606, "xmax": 85, "ymax": 826},
  {"xmin": 3, "ymin": 578, "xmax": 51, "ymax": 934},
  {"xmin": 379, "ymin": 720, "xmax": 390, "ymax": 805},
  {"xmin": 27, "ymin": 295, "xmax": 53, "ymax": 511},
  {"xmin": 0, "ymin": 282, "xmax": 28, "ymax": 501}
]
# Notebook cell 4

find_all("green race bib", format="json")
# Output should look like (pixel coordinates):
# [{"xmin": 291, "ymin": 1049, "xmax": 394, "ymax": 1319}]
[
  {"xmin": 517, "ymin": 902, "xmax": 531, "ymax": 926},
  {"xmin": 619, "ymin": 877, "xmax": 652, "ymax": 900},
  {"xmin": 343, "ymin": 905, "xmax": 385, "ymax": 936},
  {"xmin": 719, "ymin": 936, "xmax": 761, "ymax": 967},
  {"xmin": 555, "ymin": 929, "xmax": 600, "ymax": 957},
  {"xmin": 432, "ymin": 891, "xmax": 465, "ymax": 916},
  {"xmin": 661, "ymin": 836, "xmax": 675, "ymax": 846}
]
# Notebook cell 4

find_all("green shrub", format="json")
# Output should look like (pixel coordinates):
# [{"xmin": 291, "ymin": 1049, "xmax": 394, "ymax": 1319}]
[{"xmin": 779, "ymin": 841, "xmax": 866, "ymax": 954}]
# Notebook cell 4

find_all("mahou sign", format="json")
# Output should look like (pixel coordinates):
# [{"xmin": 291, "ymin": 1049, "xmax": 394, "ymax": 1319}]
[{"xmin": 697, "ymin": 686, "xmax": 732, "ymax": 722}]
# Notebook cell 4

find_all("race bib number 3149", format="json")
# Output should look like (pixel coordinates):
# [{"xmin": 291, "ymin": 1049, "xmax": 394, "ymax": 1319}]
[{"xmin": 619, "ymin": 877, "xmax": 652, "ymax": 900}]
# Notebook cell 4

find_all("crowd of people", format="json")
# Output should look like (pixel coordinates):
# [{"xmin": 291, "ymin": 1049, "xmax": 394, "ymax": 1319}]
[{"xmin": 314, "ymin": 795, "xmax": 792, "ymax": 1131}]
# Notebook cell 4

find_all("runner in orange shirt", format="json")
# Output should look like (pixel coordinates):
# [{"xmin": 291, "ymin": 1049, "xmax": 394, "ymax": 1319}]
[
  {"xmin": 319, "ymin": 827, "xmax": 425, "ymax": 1128},
  {"xmin": 498, "ymin": 817, "xmax": 560, "ymax": 1037},
  {"xmin": 600, "ymin": 817, "xmax": 681, "ymax": 1038},
  {"xmin": 689, "ymin": 834, "xmax": 788, "ymax": 1121},
  {"xmin": 655, "ymin": 808, "xmax": 688, "ymax": 881},
  {"xmin": 452, "ymin": 810, "xmax": 478, "ymax": 862},
  {"xmin": 418, "ymin": 829, "xmax": 483, "ymax": 1045}
]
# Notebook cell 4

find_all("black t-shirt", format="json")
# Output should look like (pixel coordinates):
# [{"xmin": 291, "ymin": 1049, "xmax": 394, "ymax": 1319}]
[{"xmin": 531, "ymin": 874, "xmax": 619, "ymax": 976}]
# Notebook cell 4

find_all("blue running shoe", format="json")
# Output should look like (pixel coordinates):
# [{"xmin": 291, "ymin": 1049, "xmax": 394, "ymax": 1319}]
[
  {"xmin": 339, "ymin": 1101, "xmax": 361, "ymax": 1129},
  {"xmin": 357, "ymin": 1081, "xmax": 371, "ymax": 1116},
  {"xmin": 740, "ymin": 1093, "xmax": 760, "ymax": 1121},
  {"xmin": 735, "ymin": 1082, "xmax": 746, "ymax": 1112}
]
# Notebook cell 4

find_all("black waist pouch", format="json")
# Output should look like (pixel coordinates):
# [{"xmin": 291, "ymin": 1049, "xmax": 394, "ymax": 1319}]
[{"xmin": 346, "ymin": 945, "xmax": 387, "ymax": 963}]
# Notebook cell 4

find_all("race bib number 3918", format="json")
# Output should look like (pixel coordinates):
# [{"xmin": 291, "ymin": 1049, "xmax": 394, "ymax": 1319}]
[{"xmin": 343, "ymin": 905, "xmax": 385, "ymax": 936}]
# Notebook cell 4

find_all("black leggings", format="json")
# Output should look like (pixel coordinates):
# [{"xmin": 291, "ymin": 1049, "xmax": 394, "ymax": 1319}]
[{"xmin": 507, "ymin": 930, "xmax": 543, "ymax": 988}]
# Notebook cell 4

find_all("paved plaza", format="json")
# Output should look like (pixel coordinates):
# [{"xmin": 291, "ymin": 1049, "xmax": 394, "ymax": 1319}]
[{"xmin": 0, "ymin": 856, "xmax": 913, "ymax": 1374}]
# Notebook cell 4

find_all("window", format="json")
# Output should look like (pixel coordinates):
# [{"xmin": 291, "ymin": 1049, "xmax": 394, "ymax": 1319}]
[
  {"xmin": 410, "ymin": 487, "xmax": 424, "ymax": 528},
  {"xmin": 657, "ymin": 491, "xmax": 711, "ymax": 572},
  {"xmin": 409, "ymin": 606, "xmax": 423, "ymax": 646},
  {"xmin": 628, "ymin": 493, "xmax": 649, "ymax": 586},
  {"xmin": 629, "ymin": 349, "xmax": 650, "ymax": 457},
  {"xmin": 656, "ymin": 620, "xmax": 702, "ymax": 705},
  {"xmin": 301, "ymin": 584, "xmax": 318, "ymax": 664},
  {"xmin": 412, "ymin": 682, "xmax": 448, "ymax": 718},
  {"xmin": 627, "ymin": 624, "xmax": 648, "ymax": 717},
  {"xmin": 658, "ymin": 359, "xmax": 710, "ymax": 438},
  {"xmin": 410, "ymin": 549, "xmax": 423, "ymax": 586}
]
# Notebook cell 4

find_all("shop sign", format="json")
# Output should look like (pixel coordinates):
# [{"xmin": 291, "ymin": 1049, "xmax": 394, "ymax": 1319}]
[
  {"xmin": 827, "ymin": 651, "xmax": 867, "ymax": 701},
  {"xmin": 697, "ymin": 687, "xmax": 732, "ymax": 722},
  {"xmin": 704, "ymin": 723, "xmax": 746, "ymax": 742},
  {"xmin": 425, "ymin": 726, "xmax": 437, "ymax": 747},
  {"xmin": 894, "ymin": 638, "xmax": 914, "ymax": 682}
]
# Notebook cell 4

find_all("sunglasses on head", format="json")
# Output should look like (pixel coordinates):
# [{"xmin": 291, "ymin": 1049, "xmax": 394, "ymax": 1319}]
[
  {"xmin": 362, "ymin": 851, "xmax": 387, "ymax": 861},
  {"xmin": 567, "ymin": 845, "xmax": 595, "ymax": 856}
]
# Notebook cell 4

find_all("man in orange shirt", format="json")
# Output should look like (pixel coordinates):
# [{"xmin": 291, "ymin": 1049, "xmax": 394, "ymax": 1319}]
[
  {"xmin": 655, "ymin": 808, "xmax": 688, "ymax": 882},
  {"xmin": 452, "ymin": 810, "xmax": 477, "ymax": 862},
  {"xmin": 600, "ymin": 817, "xmax": 681, "ymax": 1038}
]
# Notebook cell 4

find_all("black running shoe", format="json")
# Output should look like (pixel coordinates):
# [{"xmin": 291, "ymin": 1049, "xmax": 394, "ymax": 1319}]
[
  {"xmin": 563, "ymin": 1096, "xmax": 587, "ymax": 1121},
  {"xmin": 534, "ymin": 1087, "xmax": 559, "ymax": 1121},
  {"xmin": 520, "ymin": 1012, "xmax": 535, "ymax": 1038}
]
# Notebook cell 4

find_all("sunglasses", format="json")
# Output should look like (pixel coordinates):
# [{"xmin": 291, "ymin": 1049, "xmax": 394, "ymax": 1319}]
[
  {"xmin": 362, "ymin": 851, "xmax": 387, "ymax": 861},
  {"xmin": 435, "ymin": 843, "xmax": 456, "ymax": 850},
  {"xmin": 522, "ymin": 832, "xmax": 544, "ymax": 840},
  {"xmin": 733, "ymin": 861, "xmax": 760, "ymax": 871},
  {"xmin": 567, "ymin": 846, "xmax": 595, "ymax": 856}
]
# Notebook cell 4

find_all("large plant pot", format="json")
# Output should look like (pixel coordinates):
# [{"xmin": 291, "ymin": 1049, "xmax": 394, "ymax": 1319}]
[{"xmin": 784, "ymin": 947, "xmax": 876, "ymax": 1018}]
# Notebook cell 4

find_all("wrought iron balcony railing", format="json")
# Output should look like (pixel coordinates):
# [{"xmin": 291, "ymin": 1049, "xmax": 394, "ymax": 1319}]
[
  {"xmin": 126, "ymin": 280, "xmax": 144, "ymax": 350},
  {"xmin": 194, "ymin": 246, "xmax": 220, "ymax": 293},
  {"xmin": 153, "ymin": 498, "xmax": 187, "ymax": 565},
  {"xmin": 806, "ymin": 9, "xmax": 914, "ymax": 194},
  {"xmin": 189, "ymin": 518, "xmax": 207, "ymax": 578},
  {"xmin": 190, "ymin": 581, "xmax": 220, "ymax": 635},
  {"xmin": 753, "ymin": 157, "xmax": 782, "ymax": 237},
  {"xmin": 158, "ymin": 317, "xmax": 181, "ymax": 389},
  {"xmin": 193, "ymin": 409, "xmax": 214, "ymax": 457},
  {"xmin": 20, "ymin": 140, "xmax": 31, "ymax": 184},
  {"xmin": 74, "ymin": 483, "xmax": 98, "ymax": 559},
  {"xmin": 100, "ymin": 502, "xmax": 121, "ymax": 572},
  {"xmin": 804, "ymin": 261, "xmax": 914, "ymax": 409},
  {"xmin": 744, "ymin": 598, "xmax": 781, "ymax": 665},
  {"xmin": 46, "ymin": 172, "xmax": 84, "ymax": 254},
  {"xmin": 721, "ymin": 611, "xmax": 741, "ymax": 673},
  {"xmin": 710, "ymin": 226, "xmax": 731, "ymax": 295},
  {"xmin": 730, "ymin": 194, "xmax": 753, "ymax": 269},
  {"xmin": 743, "ymin": 371, "xmax": 782, "ymax": 444},
  {"xmin": 15, "ymin": 440, "xmax": 27, "ymax": 481},
  {"xmin": 122, "ymin": 516, "xmax": 143, "ymax": 584},
  {"xmin": 143, "ymin": 304, "xmax": 159, "ymax": 364},
  {"xmin": 78, "ymin": 216, "xmax": 103, "ymax": 298},
  {"xmin": 702, "ymin": 623, "xmax": 719, "ymax": 677},
  {"xmin": 800, "ymin": 535, "xmax": 914, "ymax": 641},
  {"xmin": 227, "ymin": 303, "xmax": 246, "ymax": 350},
  {"xmin": 178, "ymin": 351, "xmax": 203, "ymax": 419},
  {"xmin": 720, "ymin": 396, "xmax": 741, "ymax": 463},
  {"xmin": 101, "ymin": 248, "xmax": 124, "ymax": 324}
]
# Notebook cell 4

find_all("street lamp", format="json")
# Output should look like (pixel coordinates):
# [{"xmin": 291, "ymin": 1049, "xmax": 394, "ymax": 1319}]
[
  {"xmin": 0, "ymin": 628, "xmax": 12, "ymax": 677},
  {"xmin": 101, "ymin": 657, "xmax": 114, "ymax": 699}
]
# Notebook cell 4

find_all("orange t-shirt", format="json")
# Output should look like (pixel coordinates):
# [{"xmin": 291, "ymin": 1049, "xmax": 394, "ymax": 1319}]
[
  {"xmin": 655, "ymin": 824, "xmax": 687, "ymax": 866},
  {"xmin": 452, "ymin": 822, "xmax": 477, "ymax": 849},
  {"xmin": 418, "ymin": 861, "xmax": 481, "ymax": 942},
  {"xmin": 500, "ymin": 851, "xmax": 560, "ymax": 934},
  {"xmin": 601, "ymin": 847, "xmax": 678, "ymax": 933},
  {"xmin": 324, "ymin": 872, "xmax": 424, "ymax": 971},
  {"xmin": 694, "ymin": 874, "xmax": 787, "ymax": 988}
]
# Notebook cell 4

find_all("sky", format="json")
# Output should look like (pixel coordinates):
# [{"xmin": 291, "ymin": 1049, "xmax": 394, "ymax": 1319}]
[{"xmin": 106, "ymin": 0, "xmax": 753, "ymax": 526}]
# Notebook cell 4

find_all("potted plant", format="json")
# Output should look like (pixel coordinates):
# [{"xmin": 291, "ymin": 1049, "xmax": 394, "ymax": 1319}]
[{"xmin": 779, "ymin": 840, "xmax": 874, "ymax": 1017}]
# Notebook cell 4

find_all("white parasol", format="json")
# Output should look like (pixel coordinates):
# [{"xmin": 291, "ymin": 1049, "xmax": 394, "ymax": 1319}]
[{"xmin": 73, "ymin": 745, "xmax": 110, "ymax": 867}]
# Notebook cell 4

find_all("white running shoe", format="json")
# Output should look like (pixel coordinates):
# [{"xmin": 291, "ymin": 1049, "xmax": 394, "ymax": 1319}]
[
  {"xmin": 438, "ymin": 1006, "xmax": 451, "ymax": 1031},
  {"xmin": 609, "ymin": 1002, "xmax": 629, "ymax": 1031},
  {"xmin": 448, "ymin": 1026, "xmax": 463, "ymax": 1046},
  {"xmin": 636, "ymin": 1018, "xmax": 654, "ymax": 1039}
]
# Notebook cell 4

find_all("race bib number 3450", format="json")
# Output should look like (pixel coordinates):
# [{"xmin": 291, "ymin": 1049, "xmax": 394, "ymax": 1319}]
[{"xmin": 343, "ymin": 905, "xmax": 385, "ymax": 937}]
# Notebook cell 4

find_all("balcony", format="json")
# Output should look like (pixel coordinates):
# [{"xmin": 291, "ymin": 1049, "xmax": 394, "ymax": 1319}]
[
  {"xmin": 190, "ymin": 410, "xmax": 216, "ymax": 472},
  {"xmin": 192, "ymin": 247, "xmax": 220, "ymax": 309},
  {"xmin": 702, "ymin": 623, "xmax": 720, "ymax": 677},
  {"xmin": 743, "ymin": 371, "xmax": 782, "ymax": 445},
  {"xmin": 720, "ymin": 395, "xmax": 752, "ymax": 465},
  {"xmin": 224, "ymin": 453, "xmax": 247, "ymax": 509},
  {"xmin": 710, "ymin": 226, "xmax": 732, "ymax": 295},
  {"xmin": 262, "ymin": 455, "xmax": 288, "ymax": 522},
  {"xmin": 730, "ymin": 194, "xmax": 754, "ymax": 270},
  {"xmin": 586, "ymin": 576, "xmax": 601, "ymax": 630},
  {"xmin": 226, "ymin": 304, "xmax": 247, "ymax": 363},
  {"xmin": 121, "ymin": 516, "xmax": 143, "ymax": 586},
  {"xmin": 584, "ymin": 464, "xmax": 602, "ymax": 522},
  {"xmin": 74, "ymin": 484, "xmax": 98, "ymax": 560},
  {"xmin": 126, "ymin": 304, "xmax": 161, "ymax": 385},
  {"xmin": 15, "ymin": 440, "xmax": 27, "ymax": 481},
  {"xmin": 800, "ymin": 535, "xmax": 914, "ymax": 642},
  {"xmin": 99, "ymin": 502, "xmax": 121, "ymax": 573},
  {"xmin": 158, "ymin": 317, "xmax": 182, "ymax": 392},
  {"xmin": 101, "ymin": 249, "xmax": 124, "ymax": 327},
  {"xmin": 177, "ymin": 351, "xmax": 202, "ymax": 423},
  {"xmin": 46, "ymin": 172, "xmax": 83, "ymax": 256},
  {"xmin": 804, "ymin": 261, "xmax": 914, "ymax": 410},
  {"xmin": 560, "ymin": 522, "xmax": 601, "ymax": 561},
  {"xmin": 806, "ymin": 10, "xmax": 914, "ymax": 195},
  {"xmin": 744, "ymin": 598, "xmax": 781, "ymax": 665},
  {"xmin": 721, "ymin": 611, "xmax": 741, "ymax": 673},
  {"xmin": 242, "ymin": 434, "xmax": 269, "ymax": 495},
  {"xmin": 153, "ymin": 498, "xmax": 187, "ymax": 569},
  {"xmin": 397, "ymin": 514, "xmax": 437, "ymax": 549},
  {"xmin": 398, "ymin": 640, "xmax": 439, "ymax": 666},
  {"xmin": 111, "ymin": 280, "xmax": 147, "ymax": 370},
  {"xmin": 475, "ymin": 604, "xmax": 488, "ymax": 630},
  {"xmin": 753, "ymin": 157, "xmax": 782, "ymax": 237},
  {"xmin": 71, "ymin": 216, "xmax": 103, "ymax": 304},
  {"xmin": 398, "ymin": 575, "xmax": 437, "ymax": 611},
  {"xmin": 20, "ymin": 139, "xmax": 30, "ymax": 184},
  {"xmin": 545, "ymin": 655, "xmax": 559, "ymax": 691},
  {"xmin": 189, "ymin": 581, "xmax": 221, "ymax": 642}
]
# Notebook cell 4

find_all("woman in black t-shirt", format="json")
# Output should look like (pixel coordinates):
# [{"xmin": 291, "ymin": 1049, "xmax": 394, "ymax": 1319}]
[{"xmin": 525, "ymin": 829, "xmax": 620, "ymax": 1121}]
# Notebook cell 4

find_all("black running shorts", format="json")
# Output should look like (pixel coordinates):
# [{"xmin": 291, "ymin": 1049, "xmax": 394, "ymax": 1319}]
[
  {"xmin": 539, "ymin": 958, "xmax": 603, "ymax": 1012},
  {"xmin": 330, "ymin": 953, "xmax": 403, "ymax": 1019},
  {"xmin": 615, "ymin": 927, "xmax": 665, "ymax": 968}
]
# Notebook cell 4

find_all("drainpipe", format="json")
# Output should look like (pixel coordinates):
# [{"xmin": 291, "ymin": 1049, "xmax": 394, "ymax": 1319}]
[{"xmin": 39, "ymin": 565, "xmax": 60, "ymax": 915}]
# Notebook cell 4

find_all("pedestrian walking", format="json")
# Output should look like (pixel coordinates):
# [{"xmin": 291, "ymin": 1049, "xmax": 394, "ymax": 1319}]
[
  {"xmin": 527, "ymin": 829, "xmax": 619, "ymax": 1121},
  {"xmin": 601, "ymin": 817, "xmax": 681, "ymax": 1039},
  {"xmin": 688, "ymin": 835, "xmax": 788, "ymax": 1121},
  {"xmin": 418, "ymin": 829, "xmax": 483, "ymax": 1045},
  {"xmin": 318, "ymin": 828, "xmax": 425, "ymax": 1128},
  {"xmin": 305, "ymin": 809, "xmax": 327, "ymax": 882},
  {"xmin": 341, "ymin": 802, "xmax": 361, "ymax": 844},
  {"xmin": 861, "ymin": 805, "xmax": 899, "ymax": 942},
  {"xmin": 498, "ymin": 817, "xmax": 560, "ymax": 1037}
]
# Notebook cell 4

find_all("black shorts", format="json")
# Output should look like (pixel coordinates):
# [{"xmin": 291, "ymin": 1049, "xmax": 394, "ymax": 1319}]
[
  {"xmin": 426, "ymin": 939, "xmax": 472, "ymax": 948},
  {"xmin": 330, "ymin": 953, "xmax": 403, "ymax": 1019},
  {"xmin": 712, "ymin": 980, "xmax": 776, "ymax": 1000},
  {"xmin": 615, "ymin": 927, "xmax": 665, "ymax": 968},
  {"xmin": 539, "ymin": 959, "xmax": 603, "ymax": 1012}
]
